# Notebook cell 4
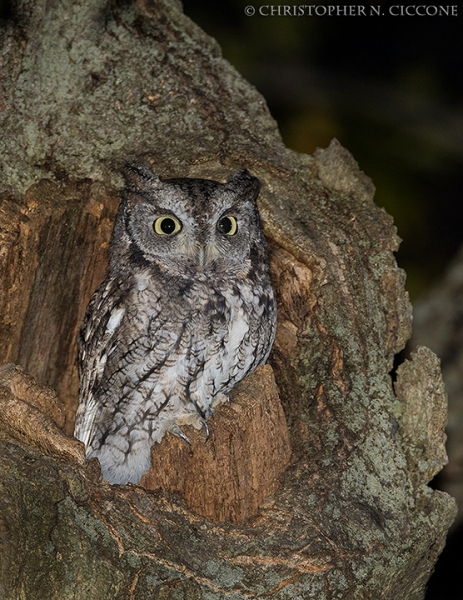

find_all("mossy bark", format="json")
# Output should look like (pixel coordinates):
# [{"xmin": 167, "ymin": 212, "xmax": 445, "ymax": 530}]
[{"xmin": 0, "ymin": 0, "xmax": 456, "ymax": 598}]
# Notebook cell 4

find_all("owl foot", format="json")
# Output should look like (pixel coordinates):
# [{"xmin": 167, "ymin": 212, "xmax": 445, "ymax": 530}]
[
  {"xmin": 168, "ymin": 423, "xmax": 191, "ymax": 445},
  {"xmin": 211, "ymin": 392, "xmax": 230, "ymax": 408},
  {"xmin": 169, "ymin": 415, "xmax": 210, "ymax": 443}
]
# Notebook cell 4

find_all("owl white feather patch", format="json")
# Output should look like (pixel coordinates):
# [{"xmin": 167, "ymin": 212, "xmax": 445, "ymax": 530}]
[
  {"xmin": 106, "ymin": 306, "xmax": 125, "ymax": 334},
  {"xmin": 75, "ymin": 394, "xmax": 100, "ymax": 448},
  {"xmin": 227, "ymin": 306, "xmax": 249, "ymax": 352}
]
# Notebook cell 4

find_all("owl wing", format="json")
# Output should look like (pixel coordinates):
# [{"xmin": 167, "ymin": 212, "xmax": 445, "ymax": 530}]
[{"xmin": 75, "ymin": 276, "xmax": 129, "ymax": 447}]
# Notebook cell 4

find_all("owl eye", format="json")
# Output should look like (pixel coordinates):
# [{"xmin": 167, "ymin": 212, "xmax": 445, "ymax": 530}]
[
  {"xmin": 153, "ymin": 215, "xmax": 182, "ymax": 235},
  {"xmin": 217, "ymin": 216, "xmax": 238, "ymax": 236}
]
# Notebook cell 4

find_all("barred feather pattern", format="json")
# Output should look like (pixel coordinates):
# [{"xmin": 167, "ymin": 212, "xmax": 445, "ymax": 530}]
[{"xmin": 74, "ymin": 165, "xmax": 276, "ymax": 484}]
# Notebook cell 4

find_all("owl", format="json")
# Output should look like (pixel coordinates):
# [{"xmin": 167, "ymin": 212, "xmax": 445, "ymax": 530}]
[{"xmin": 74, "ymin": 163, "xmax": 277, "ymax": 485}]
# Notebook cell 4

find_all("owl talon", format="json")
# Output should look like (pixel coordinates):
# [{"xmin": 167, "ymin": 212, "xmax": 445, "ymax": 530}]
[
  {"xmin": 168, "ymin": 423, "xmax": 191, "ymax": 446},
  {"xmin": 200, "ymin": 418, "xmax": 210, "ymax": 440}
]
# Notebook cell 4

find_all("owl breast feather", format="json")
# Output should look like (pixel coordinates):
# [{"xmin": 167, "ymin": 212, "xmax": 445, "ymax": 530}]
[{"xmin": 75, "ymin": 265, "xmax": 275, "ymax": 485}]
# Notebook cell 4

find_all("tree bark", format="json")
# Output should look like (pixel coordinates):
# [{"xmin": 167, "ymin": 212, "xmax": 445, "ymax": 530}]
[
  {"xmin": 0, "ymin": 0, "xmax": 456, "ymax": 598},
  {"xmin": 412, "ymin": 246, "xmax": 463, "ymax": 528}
]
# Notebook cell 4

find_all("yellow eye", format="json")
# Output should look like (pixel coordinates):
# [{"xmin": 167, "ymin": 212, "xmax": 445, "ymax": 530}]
[
  {"xmin": 217, "ymin": 216, "xmax": 238, "ymax": 236},
  {"xmin": 153, "ymin": 215, "xmax": 182, "ymax": 235}
]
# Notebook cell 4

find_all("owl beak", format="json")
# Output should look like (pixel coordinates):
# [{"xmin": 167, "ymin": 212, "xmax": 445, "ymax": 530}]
[
  {"xmin": 194, "ymin": 243, "xmax": 221, "ymax": 269},
  {"xmin": 196, "ymin": 245, "xmax": 207, "ymax": 268}
]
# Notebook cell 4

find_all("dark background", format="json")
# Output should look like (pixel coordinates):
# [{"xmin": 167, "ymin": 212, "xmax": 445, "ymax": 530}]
[{"xmin": 181, "ymin": 1, "xmax": 463, "ymax": 597}]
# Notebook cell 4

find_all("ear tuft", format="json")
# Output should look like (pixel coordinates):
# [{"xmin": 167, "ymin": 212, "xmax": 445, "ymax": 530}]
[
  {"xmin": 123, "ymin": 162, "xmax": 161, "ymax": 190},
  {"xmin": 225, "ymin": 168, "xmax": 261, "ymax": 200}
]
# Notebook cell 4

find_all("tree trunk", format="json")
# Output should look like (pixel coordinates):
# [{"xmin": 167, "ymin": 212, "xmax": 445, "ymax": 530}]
[{"xmin": 0, "ymin": 1, "xmax": 456, "ymax": 598}]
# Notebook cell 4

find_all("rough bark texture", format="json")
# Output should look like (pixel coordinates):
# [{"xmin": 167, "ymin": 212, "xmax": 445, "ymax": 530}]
[
  {"xmin": 412, "ymin": 246, "xmax": 463, "ymax": 527},
  {"xmin": 0, "ymin": 0, "xmax": 457, "ymax": 598},
  {"xmin": 0, "ymin": 179, "xmax": 118, "ymax": 430}
]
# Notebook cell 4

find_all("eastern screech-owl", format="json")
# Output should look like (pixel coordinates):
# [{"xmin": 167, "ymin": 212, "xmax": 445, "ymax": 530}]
[{"xmin": 74, "ymin": 163, "xmax": 277, "ymax": 484}]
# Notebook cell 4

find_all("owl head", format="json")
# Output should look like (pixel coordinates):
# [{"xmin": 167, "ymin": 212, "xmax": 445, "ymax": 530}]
[{"xmin": 109, "ymin": 163, "xmax": 266, "ymax": 278}]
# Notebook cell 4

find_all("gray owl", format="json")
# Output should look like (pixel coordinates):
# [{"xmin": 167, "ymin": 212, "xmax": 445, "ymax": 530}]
[{"xmin": 74, "ymin": 163, "xmax": 277, "ymax": 485}]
